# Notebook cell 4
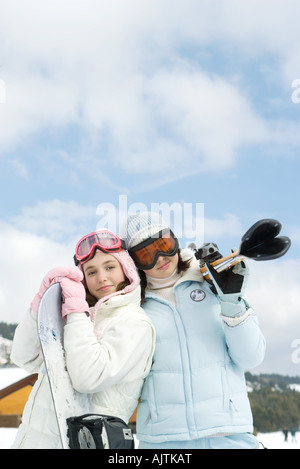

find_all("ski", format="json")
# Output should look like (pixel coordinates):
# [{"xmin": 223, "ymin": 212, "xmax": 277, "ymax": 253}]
[
  {"xmin": 196, "ymin": 218, "xmax": 291, "ymax": 280},
  {"xmin": 37, "ymin": 283, "xmax": 91, "ymax": 449}
]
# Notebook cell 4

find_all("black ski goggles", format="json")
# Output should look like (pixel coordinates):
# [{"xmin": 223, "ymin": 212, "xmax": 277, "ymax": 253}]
[{"xmin": 128, "ymin": 229, "xmax": 179, "ymax": 270}]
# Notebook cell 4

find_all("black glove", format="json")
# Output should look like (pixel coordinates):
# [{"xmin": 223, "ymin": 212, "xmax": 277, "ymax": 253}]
[{"xmin": 205, "ymin": 259, "xmax": 249, "ymax": 317}]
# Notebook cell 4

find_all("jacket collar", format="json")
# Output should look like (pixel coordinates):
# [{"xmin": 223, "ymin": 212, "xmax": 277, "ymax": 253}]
[
  {"xmin": 91, "ymin": 285, "xmax": 142, "ymax": 321},
  {"xmin": 145, "ymin": 248, "xmax": 204, "ymax": 300}
]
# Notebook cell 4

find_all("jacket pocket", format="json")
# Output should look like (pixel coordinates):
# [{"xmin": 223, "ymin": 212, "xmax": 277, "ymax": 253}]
[
  {"xmin": 147, "ymin": 374, "xmax": 158, "ymax": 422},
  {"xmin": 221, "ymin": 365, "xmax": 240, "ymax": 414},
  {"xmin": 139, "ymin": 374, "xmax": 157, "ymax": 425}
]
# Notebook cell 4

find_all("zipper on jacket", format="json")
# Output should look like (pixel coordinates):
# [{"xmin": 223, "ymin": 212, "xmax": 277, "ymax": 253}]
[
  {"xmin": 229, "ymin": 398, "xmax": 238, "ymax": 412},
  {"xmin": 172, "ymin": 297, "xmax": 197, "ymax": 433}
]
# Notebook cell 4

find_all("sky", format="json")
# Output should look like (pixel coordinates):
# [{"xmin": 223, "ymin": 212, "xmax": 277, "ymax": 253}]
[{"xmin": 0, "ymin": 0, "xmax": 300, "ymax": 376}]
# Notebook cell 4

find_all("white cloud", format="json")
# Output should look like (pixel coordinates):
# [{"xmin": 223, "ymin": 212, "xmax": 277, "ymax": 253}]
[
  {"xmin": 246, "ymin": 259, "xmax": 300, "ymax": 375},
  {"xmin": 1, "ymin": 0, "xmax": 300, "ymax": 182},
  {"xmin": 0, "ymin": 197, "xmax": 106, "ymax": 323},
  {"xmin": 10, "ymin": 159, "xmax": 29, "ymax": 180},
  {"xmin": 0, "ymin": 197, "xmax": 103, "ymax": 323},
  {"xmin": 204, "ymin": 213, "xmax": 244, "ymax": 241},
  {"xmin": 141, "ymin": 68, "xmax": 269, "ymax": 172},
  {"xmin": 9, "ymin": 199, "xmax": 98, "ymax": 242},
  {"xmin": 0, "ymin": 222, "xmax": 72, "ymax": 323}
]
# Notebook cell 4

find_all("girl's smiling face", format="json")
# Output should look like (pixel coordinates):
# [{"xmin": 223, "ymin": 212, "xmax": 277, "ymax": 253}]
[{"xmin": 83, "ymin": 251, "xmax": 126, "ymax": 299}]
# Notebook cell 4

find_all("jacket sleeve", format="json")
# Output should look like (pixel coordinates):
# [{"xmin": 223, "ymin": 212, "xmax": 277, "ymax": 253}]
[
  {"xmin": 64, "ymin": 312, "xmax": 154, "ymax": 394},
  {"xmin": 223, "ymin": 309, "xmax": 266, "ymax": 370},
  {"xmin": 10, "ymin": 308, "xmax": 43, "ymax": 373}
]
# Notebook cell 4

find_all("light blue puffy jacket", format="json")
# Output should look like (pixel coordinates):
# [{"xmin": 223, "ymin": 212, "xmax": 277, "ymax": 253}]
[{"xmin": 136, "ymin": 250, "xmax": 266, "ymax": 444}]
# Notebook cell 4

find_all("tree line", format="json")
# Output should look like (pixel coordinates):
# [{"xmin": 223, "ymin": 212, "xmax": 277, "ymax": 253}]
[
  {"xmin": 246, "ymin": 372, "xmax": 300, "ymax": 433},
  {"xmin": 0, "ymin": 322, "xmax": 18, "ymax": 341}
]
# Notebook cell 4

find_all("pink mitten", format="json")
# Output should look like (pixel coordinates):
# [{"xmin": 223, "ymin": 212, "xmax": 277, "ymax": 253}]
[
  {"xmin": 59, "ymin": 276, "xmax": 89, "ymax": 317},
  {"xmin": 31, "ymin": 267, "xmax": 85, "ymax": 315}
]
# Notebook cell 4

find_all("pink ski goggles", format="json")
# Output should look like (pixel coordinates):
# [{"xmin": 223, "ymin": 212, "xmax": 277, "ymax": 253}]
[{"xmin": 74, "ymin": 230, "xmax": 126, "ymax": 266}]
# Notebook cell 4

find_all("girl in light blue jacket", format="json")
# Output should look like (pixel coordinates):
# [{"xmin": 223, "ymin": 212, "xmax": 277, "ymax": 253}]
[{"xmin": 123, "ymin": 212, "xmax": 266, "ymax": 449}]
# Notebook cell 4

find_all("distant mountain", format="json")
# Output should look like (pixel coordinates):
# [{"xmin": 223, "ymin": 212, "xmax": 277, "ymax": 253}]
[{"xmin": 246, "ymin": 371, "xmax": 300, "ymax": 390}]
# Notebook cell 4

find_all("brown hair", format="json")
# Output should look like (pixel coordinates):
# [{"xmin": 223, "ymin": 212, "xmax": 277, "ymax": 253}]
[
  {"xmin": 85, "ymin": 278, "xmax": 130, "ymax": 307},
  {"xmin": 139, "ymin": 249, "xmax": 192, "ymax": 304}
]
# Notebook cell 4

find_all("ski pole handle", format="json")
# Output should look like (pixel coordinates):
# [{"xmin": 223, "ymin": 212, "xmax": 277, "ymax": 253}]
[{"xmin": 200, "ymin": 251, "xmax": 245, "ymax": 280}]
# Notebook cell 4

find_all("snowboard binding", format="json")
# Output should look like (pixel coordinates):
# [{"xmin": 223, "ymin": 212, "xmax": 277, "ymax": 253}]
[
  {"xmin": 67, "ymin": 414, "xmax": 134, "ymax": 450},
  {"xmin": 194, "ymin": 219, "xmax": 291, "ymax": 280}
]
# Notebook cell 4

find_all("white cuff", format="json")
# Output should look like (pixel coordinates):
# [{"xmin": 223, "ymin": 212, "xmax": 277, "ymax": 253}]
[{"xmin": 221, "ymin": 308, "xmax": 253, "ymax": 327}]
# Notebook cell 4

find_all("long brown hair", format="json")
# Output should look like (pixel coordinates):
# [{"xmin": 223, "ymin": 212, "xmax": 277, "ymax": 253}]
[{"xmin": 139, "ymin": 249, "xmax": 191, "ymax": 304}]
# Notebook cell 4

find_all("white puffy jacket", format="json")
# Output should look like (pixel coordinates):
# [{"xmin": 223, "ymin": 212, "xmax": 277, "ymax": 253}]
[{"xmin": 10, "ymin": 285, "xmax": 155, "ymax": 449}]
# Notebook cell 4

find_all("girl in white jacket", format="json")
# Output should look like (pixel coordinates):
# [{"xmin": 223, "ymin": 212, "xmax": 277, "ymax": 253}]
[{"xmin": 10, "ymin": 229, "xmax": 155, "ymax": 449}]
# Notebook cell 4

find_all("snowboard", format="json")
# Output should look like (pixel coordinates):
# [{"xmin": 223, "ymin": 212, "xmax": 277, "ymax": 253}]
[{"xmin": 37, "ymin": 283, "xmax": 91, "ymax": 449}]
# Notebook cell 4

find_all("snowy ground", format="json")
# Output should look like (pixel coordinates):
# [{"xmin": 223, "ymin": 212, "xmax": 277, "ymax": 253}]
[
  {"xmin": 1, "ymin": 427, "xmax": 298, "ymax": 450},
  {"xmin": 257, "ymin": 432, "xmax": 299, "ymax": 449},
  {"xmin": 0, "ymin": 367, "xmax": 29, "ymax": 389},
  {"xmin": 0, "ymin": 428, "xmax": 17, "ymax": 449},
  {"xmin": 1, "ymin": 367, "xmax": 299, "ymax": 450}
]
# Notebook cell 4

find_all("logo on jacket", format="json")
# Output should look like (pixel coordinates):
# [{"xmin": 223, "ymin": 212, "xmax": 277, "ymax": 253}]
[{"xmin": 190, "ymin": 289, "xmax": 206, "ymax": 302}]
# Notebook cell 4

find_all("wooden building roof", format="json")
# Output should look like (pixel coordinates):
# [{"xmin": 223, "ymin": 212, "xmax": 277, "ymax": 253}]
[{"xmin": 0, "ymin": 374, "xmax": 38, "ymax": 400}]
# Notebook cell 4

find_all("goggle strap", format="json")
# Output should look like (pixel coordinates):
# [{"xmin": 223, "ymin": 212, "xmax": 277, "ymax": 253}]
[
  {"xmin": 74, "ymin": 238, "xmax": 127, "ymax": 266},
  {"xmin": 129, "ymin": 229, "xmax": 175, "ymax": 252}
]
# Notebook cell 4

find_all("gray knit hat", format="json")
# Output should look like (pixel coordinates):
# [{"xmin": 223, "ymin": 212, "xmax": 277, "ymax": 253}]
[{"xmin": 122, "ymin": 211, "xmax": 171, "ymax": 250}]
